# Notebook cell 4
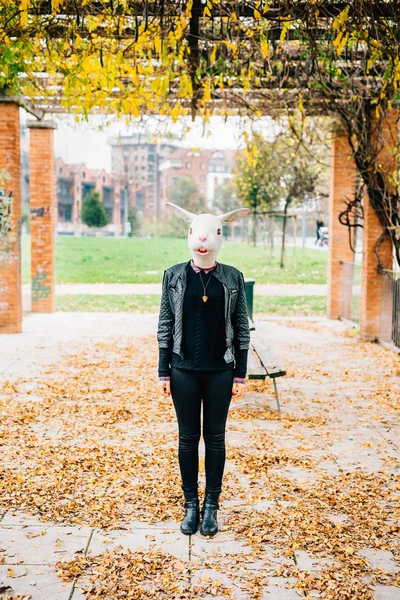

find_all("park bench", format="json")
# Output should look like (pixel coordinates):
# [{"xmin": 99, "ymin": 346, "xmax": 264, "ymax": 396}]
[{"xmin": 231, "ymin": 320, "xmax": 286, "ymax": 413}]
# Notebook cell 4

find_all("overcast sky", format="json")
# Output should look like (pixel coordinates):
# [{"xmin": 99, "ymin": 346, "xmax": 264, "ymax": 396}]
[{"xmin": 21, "ymin": 112, "xmax": 276, "ymax": 172}]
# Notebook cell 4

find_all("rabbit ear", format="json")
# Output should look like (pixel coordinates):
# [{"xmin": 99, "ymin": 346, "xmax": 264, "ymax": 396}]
[
  {"xmin": 219, "ymin": 208, "xmax": 251, "ymax": 223},
  {"xmin": 166, "ymin": 202, "xmax": 196, "ymax": 223}
]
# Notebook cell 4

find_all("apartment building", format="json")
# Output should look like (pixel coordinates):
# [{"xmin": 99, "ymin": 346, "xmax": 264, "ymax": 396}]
[
  {"xmin": 55, "ymin": 158, "xmax": 148, "ymax": 235},
  {"xmin": 160, "ymin": 148, "xmax": 236, "ymax": 209},
  {"xmin": 109, "ymin": 134, "xmax": 178, "ymax": 216}
]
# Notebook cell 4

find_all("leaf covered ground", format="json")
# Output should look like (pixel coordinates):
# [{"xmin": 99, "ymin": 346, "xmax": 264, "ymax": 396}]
[{"xmin": 0, "ymin": 318, "xmax": 399, "ymax": 599}]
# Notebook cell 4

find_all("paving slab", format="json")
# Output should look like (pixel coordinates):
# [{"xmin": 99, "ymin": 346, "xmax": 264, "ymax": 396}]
[
  {"xmin": 70, "ymin": 587, "xmax": 86, "ymax": 600},
  {"xmin": 0, "ymin": 524, "xmax": 92, "ymax": 565},
  {"xmin": 261, "ymin": 576, "xmax": 301, "ymax": 599},
  {"xmin": 373, "ymin": 584, "xmax": 400, "ymax": 600},
  {"xmin": 87, "ymin": 526, "xmax": 189, "ymax": 560},
  {"xmin": 191, "ymin": 568, "xmax": 249, "ymax": 600},
  {"xmin": 293, "ymin": 550, "xmax": 337, "ymax": 572},
  {"xmin": 358, "ymin": 548, "xmax": 400, "ymax": 572},
  {"xmin": 0, "ymin": 564, "xmax": 74, "ymax": 600},
  {"xmin": 1, "ymin": 511, "xmax": 59, "ymax": 527},
  {"xmin": 268, "ymin": 466, "xmax": 316, "ymax": 485},
  {"xmin": 191, "ymin": 531, "xmax": 254, "ymax": 560}
]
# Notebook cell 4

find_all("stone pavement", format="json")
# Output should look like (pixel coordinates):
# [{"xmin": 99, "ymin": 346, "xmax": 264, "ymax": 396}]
[{"xmin": 0, "ymin": 313, "xmax": 399, "ymax": 599}]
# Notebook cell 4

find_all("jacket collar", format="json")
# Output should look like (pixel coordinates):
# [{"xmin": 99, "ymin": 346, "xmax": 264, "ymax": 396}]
[
  {"xmin": 190, "ymin": 259, "xmax": 218, "ymax": 274},
  {"xmin": 172, "ymin": 260, "xmax": 225, "ymax": 285}
]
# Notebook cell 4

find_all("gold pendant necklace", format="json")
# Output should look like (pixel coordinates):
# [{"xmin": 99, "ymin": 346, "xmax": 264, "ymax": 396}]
[{"xmin": 198, "ymin": 270, "xmax": 212, "ymax": 303}]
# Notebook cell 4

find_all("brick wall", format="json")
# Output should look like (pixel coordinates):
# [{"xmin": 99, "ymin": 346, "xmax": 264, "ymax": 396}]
[
  {"xmin": 327, "ymin": 131, "xmax": 356, "ymax": 319},
  {"xmin": 0, "ymin": 101, "xmax": 22, "ymax": 333},
  {"xmin": 29, "ymin": 123, "xmax": 56, "ymax": 312},
  {"xmin": 360, "ymin": 112, "xmax": 398, "ymax": 341}
]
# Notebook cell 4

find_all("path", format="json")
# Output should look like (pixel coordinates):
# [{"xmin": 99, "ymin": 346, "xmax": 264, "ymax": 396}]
[
  {"xmin": 22, "ymin": 282, "xmax": 328, "ymax": 296},
  {"xmin": 0, "ymin": 313, "xmax": 399, "ymax": 599}
]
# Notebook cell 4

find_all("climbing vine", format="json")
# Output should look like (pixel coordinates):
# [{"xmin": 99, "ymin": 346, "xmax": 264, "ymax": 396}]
[{"xmin": 0, "ymin": 1, "xmax": 400, "ymax": 263}]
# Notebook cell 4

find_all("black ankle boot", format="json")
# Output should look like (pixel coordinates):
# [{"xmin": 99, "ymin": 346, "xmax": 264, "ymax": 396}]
[
  {"xmin": 200, "ymin": 493, "xmax": 220, "ymax": 537},
  {"xmin": 180, "ymin": 497, "xmax": 200, "ymax": 535}
]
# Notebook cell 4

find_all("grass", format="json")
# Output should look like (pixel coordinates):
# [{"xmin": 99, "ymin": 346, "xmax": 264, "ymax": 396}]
[
  {"xmin": 22, "ymin": 235, "xmax": 328, "ymax": 285},
  {"xmin": 56, "ymin": 294, "xmax": 326, "ymax": 316},
  {"xmin": 56, "ymin": 294, "xmax": 161, "ymax": 313},
  {"xmin": 254, "ymin": 295, "xmax": 326, "ymax": 315}
]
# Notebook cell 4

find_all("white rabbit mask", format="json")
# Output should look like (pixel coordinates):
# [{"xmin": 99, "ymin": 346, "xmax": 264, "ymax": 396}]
[{"xmin": 166, "ymin": 202, "xmax": 251, "ymax": 269}]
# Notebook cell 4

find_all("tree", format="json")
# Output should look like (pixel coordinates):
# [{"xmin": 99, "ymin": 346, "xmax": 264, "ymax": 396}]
[
  {"xmin": 234, "ymin": 135, "xmax": 283, "ymax": 246},
  {"xmin": 213, "ymin": 181, "xmax": 239, "ymax": 213},
  {"xmin": 127, "ymin": 206, "xmax": 140, "ymax": 237},
  {"xmin": 169, "ymin": 176, "xmax": 206, "ymax": 214},
  {"xmin": 81, "ymin": 191, "xmax": 109, "ymax": 228},
  {"xmin": 235, "ymin": 130, "xmax": 323, "ymax": 260},
  {"xmin": 279, "ymin": 164, "xmax": 319, "ymax": 269}
]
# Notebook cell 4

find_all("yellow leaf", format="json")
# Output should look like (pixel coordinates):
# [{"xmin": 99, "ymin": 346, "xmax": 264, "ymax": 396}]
[
  {"xmin": 261, "ymin": 39, "xmax": 269, "ymax": 58},
  {"xmin": 186, "ymin": 0, "xmax": 193, "ymax": 18},
  {"xmin": 154, "ymin": 35, "xmax": 162, "ymax": 55},
  {"xmin": 20, "ymin": 0, "xmax": 30, "ymax": 26},
  {"xmin": 210, "ymin": 45, "xmax": 218, "ymax": 63}
]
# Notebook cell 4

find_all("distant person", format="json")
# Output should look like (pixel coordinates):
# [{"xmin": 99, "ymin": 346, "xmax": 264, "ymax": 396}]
[{"xmin": 316, "ymin": 217, "xmax": 325, "ymax": 244}]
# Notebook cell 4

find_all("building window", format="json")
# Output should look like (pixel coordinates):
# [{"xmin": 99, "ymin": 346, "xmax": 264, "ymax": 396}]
[
  {"xmin": 186, "ymin": 162, "xmax": 191, "ymax": 169},
  {"xmin": 136, "ymin": 191, "xmax": 145, "ymax": 211},
  {"xmin": 200, "ymin": 175, "xmax": 205, "ymax": 181},
  {"xmin": 201, "ymin": 162, "xmax": 206, "ymax": 169},
  {"xmin": 82, "ymin": 172, "xmax": 85, "ymax": 179},
  {"xmin": 65, "ymin": 205, "xmax": 72, "ymax": 222},
  {"xmin": 172, "ymin": 176, "xmax": 179, "ymax": 184},
  {"xmin": 200, "ymin": 187, "xmax": 205, "ymax": 194}
]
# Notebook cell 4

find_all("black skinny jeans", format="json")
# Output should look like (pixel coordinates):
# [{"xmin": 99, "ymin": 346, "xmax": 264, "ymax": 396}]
[{"xmin": 170, "ymin": 367, "xmax": 234, "ymax": 499}]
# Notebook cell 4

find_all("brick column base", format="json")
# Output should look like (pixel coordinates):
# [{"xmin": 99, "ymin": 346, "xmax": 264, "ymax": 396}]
[
  {"xmin": 0, "ymin": 100, "xmax": 22, "ymax": 333},
  {"xmin": 28, "ymin": 120, "xmax": 57, "ymax": 312}
]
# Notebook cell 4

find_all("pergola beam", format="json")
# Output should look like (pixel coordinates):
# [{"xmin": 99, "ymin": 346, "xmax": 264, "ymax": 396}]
[{"xmin": 28, "ymin": 1, "xmax": 400, "ymax": 19}]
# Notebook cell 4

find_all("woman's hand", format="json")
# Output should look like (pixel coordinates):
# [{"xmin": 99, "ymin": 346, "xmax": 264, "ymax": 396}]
[
  {"xmin": 158, "ymin": 379, "xmax": 171, "ymax": 397},
  {"xmin": 232, "ymin": 382, "xmax": 246, "ymax": 399}
]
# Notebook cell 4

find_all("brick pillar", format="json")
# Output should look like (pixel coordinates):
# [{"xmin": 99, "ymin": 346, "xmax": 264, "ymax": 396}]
[
  {"xmin": 0, "ymin": 99, "xmax": 22, "ymax": 333},
  {"xmin": 360, "ymin": 112, "xmax": 397, "ymax": 341},
  {"xmin": 28, "ymin": 120, "xmax": 57, "ymax": 313},
  {"xmin": 327, "ymin": 130, "xmax": 356, "ymax": 319}
]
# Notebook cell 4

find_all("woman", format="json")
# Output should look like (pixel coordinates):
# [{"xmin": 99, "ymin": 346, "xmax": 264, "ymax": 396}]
[{"xmin": 157, "ymin": 202, "xmax": 250, "ymax": 537}]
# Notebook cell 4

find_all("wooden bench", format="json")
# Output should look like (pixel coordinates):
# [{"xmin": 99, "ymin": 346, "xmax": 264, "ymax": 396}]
[{"xmin": 231, "ymin": 327, "xmax": 286, "ymax": 413}]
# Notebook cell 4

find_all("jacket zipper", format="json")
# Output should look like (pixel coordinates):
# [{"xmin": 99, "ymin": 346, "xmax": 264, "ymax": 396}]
[
  {"xmin": 213, "ymin": 270, "xmax": 230, "ymax": 348},
  {"xmin": 178, "ymin": 269, "xmax": 188, "ymax": 358},
  {"xmin": 222, "ymin": 281, "xmax": 230, "ymax": 348}
]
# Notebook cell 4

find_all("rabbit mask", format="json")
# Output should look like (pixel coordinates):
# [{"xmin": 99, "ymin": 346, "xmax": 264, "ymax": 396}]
[{"xmin": 166, "ymin": 202, "xmax": 251, "ymax": 269}]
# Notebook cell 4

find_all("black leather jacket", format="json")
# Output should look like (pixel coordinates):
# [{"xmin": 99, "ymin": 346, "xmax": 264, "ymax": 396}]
[{"xmin": 157, "ymin": 260, "xmax": 250, "ymax": 362}]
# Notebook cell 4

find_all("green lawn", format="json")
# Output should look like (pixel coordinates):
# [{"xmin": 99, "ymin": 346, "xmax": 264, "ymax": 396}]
[
  {"xmin": 57, "ymin": 294, "xmax": 326, "ymax": 316},
  {"xmin": 22, "ymin": 235, "xmax": 328, "ymax": 284}
]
